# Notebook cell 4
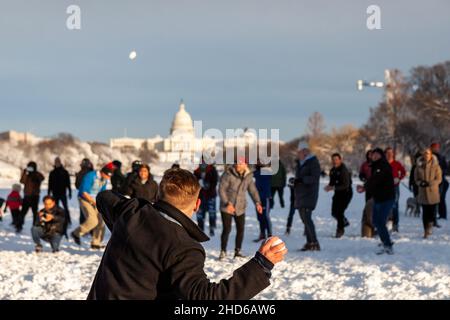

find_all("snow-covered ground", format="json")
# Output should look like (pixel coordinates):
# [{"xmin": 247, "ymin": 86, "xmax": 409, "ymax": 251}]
[{"xmin": 0, "ymin": 179, "xmax": 449, "ymax": 300}]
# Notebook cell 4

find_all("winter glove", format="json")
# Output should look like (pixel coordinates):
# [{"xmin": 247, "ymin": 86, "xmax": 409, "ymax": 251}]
[{"xmin": 419, "ymin": 181, "xmax": 430, "ymax": 188}]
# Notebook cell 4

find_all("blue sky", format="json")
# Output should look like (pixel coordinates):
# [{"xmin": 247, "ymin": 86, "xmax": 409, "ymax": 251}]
[{"xmin": 0, "ymin": 0, "xmax": 449, "ymax": 142}]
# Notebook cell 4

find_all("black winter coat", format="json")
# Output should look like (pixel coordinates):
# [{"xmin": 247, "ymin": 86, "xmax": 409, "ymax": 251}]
[
  {"xmin": 364, "ymin": 158, "xmax": 395, "ymax": 203},
  {"xmin": 88, "ymin": 191, "xmax": 272, "ymax": 300},
  {"xmin": 126, "ymin": 177, "xmax": 158, "ymax": 203},
  {"xmin": 35, "ymin": 206, "xmax": 66, "ymax": 237},
  {"xmin": 294, "ymin": 156, "xmax": 321, "ymax": 210},
  {"xmin": 48, "ymin": 166, "xmax": 71, "ymax": 197},
  {"xmin": 329, "ymin": 164, "xmax": 352, "ymax": 194}
]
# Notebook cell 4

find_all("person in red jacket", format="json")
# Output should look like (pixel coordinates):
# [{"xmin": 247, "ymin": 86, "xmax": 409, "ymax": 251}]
[
  {"xmin": 385, "ymin": 147, "xmax": 406, "ymax": 232},
  {"xmin": 5, "ymin": 184, "xmax": 23, "ymax": 232}
]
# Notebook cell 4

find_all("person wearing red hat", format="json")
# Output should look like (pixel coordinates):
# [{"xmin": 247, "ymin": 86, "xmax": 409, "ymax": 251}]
[{"xmin": 71, "ymin": 163, "xmax": 113, "ymax": 249}]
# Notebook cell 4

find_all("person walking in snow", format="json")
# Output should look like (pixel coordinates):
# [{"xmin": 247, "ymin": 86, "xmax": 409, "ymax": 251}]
[
  {"xmin": 48, "ymin": 157, "xmax": 72, "ymax": 238},
  {"xmin": 218, "ymin": 157, "xmax": 263, "ymax": 260},
  {"xmin": 285, "ymin": 177, "xmax": 297, "ymax": 235},
  {"xmin": 270, "ymin": 159, "xmax": 287, "ymax": 209},
  {"xmin": 193, "ymin": 159, "xmax": 218, "ymax": 236},
  {"xmin": 31, "ymin": 195, "xmax": 66, "ymax": 253},
  {"xmin": 19, "ymin": 161, "xmax": 45, "ymax": 232},
  {"xmin": 75, "ymin": 158, "xmax": 94, "ymax": 224},
  {"xmin": 294, "ymin": 141, "xmax": 321, "ymax": 251},
  {"xmin": 126, "ymin": 164, "xmax": 158, "ymax": 203},
  {"xmin": 415, "ymin": 148, "xmax": 442, "ymax": 238},
  {"xmin": 385, "ymin": 147, "xmax": 406, "ymax": 232},
  {"xmin": 253, "ymin": 160, "xmax": 273, "ymax": 242},
  {"xmin": 357, "ymin": 148, "xmax": 395, "ymax": 254},
  {"xmin": 5, "ymin": 184, "xmax": 23, "ymax": 232},
  {"xmin": 71, "ymin": 163, "xmax": 113, "ymax": 249},
  {"xmin": 324, "ymin": 153, "xmax": 353, "ymax": 238},
  {"xmin": 88, "ymin": 168, "xmax": 287, "ymax": 300},
  {"xmin": 430, "ymin": 142, "xmax": 448, "ymax": 220}
]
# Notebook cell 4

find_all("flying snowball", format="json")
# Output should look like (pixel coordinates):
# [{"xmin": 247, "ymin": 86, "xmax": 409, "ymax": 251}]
[{"xmin": 129, "ymin": 50, "xmax": 137, "ymax": 60}]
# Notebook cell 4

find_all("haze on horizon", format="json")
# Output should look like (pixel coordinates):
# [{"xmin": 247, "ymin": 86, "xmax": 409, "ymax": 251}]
[{"xmin": 0, "ymin": 0, "xmax": 449, "ymax": 143}]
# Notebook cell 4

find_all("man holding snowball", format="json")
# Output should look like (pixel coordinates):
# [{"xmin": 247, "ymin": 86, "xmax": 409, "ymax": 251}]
[{"xmin": 88, "ymin": 168, "xmax": 287, "ymax": 300}]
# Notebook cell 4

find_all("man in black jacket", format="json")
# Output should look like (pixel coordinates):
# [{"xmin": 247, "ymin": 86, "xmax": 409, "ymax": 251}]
[
  {"xmin": 88, "ymin": 168, "xmax": 287, "ymax": 300},
  {"xmin": 324, "ymin": 153, "xmax": 353, "ymax": 238},
  {"xmin": 357, "ymin": 148, "xmax": 396, "ymax": 255},
  {"xmin": 31, "ymin": 195, "xmax": 66, "ymax": 253},
  {"xmin": 48, "ymin": 157, "xmax": 72, "ymax": 237}
]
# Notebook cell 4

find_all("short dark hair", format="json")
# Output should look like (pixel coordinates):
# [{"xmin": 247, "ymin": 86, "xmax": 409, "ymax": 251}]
[
  {"xmin": 159, "ymin": 168, "xmax": 201, "ymax": 208},
  {"xmin": 331, "ymin": 153, "xmax": 342, "ymax": 159},
  {"xmin": 139, "ymin": 164, "xmax": 150, "ymax": 172},
  {"xmin": 43, "ymin": 195, "xmax": 55, "ymax": 203}
]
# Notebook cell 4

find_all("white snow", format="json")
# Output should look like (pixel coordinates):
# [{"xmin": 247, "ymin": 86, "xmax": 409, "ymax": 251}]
[{"xmin": 0, "ymin": 179, "xmax": 449, "ymax": 300}]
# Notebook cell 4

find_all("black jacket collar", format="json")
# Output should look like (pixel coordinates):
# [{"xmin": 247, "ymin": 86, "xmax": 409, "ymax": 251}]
[{"xmin": 153, "ymin": 200, "xmax": 210, "ymax": 243}]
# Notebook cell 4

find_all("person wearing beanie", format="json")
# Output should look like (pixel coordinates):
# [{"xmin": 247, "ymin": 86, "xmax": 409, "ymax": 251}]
[
  {"xmin": 71, "ymin": 163, "xmax": 112, "ymax": 249},
  {"xmin": 357, "ymin": 148, "xmax": 396, "ymax": 254},
  {"xmin": 294, "ymin": 141, "xmax": 322, "ymax": 251},
  {"xmin": 111, "ymin": 160, "xmax": 126, "ymax": 194}
]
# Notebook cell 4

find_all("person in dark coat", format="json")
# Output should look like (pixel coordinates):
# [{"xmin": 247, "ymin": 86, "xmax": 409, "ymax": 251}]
[
  {"xmin": 193, "ymin": 160, "xmax": 219, "ymax": 236},
  {"xmin": 126, "ymin": 164, "xmax": 158, "ymax": 203},
  {"xmin": 31, "ymin": 196, "xmax": 66, "ymax": 253},
  {"xmin": 75, "ymin": 158, "xmax": 94, "ymax": 224},
  {"xmin": 431, "ymin": 142, "xmax": 448, "ymax": 220},
  {"xmin": 324, "ymin": 153, "xmax": 353, "ymax": 238},
  {"xmin": 270, "ymin": 159, "xmax": 287, "ymax": 209},
  {"xmin": 48, "ymin": 157, "xmax": 72, "ymax": 237},
  {"xmin": 294, "ymin": 141, "xmax": 321, "ymax": 251},
  {"xmin": 253, "ymin": 162, "xmax": 273, "ymax": 242},
  {"xmin": 121, "ymin": 160, "xmax": 143, "ymax": 195},
  {"xmin": 88, "ymin": 168, "xmax": 287, "ymax": 300},
  {"xmin": 285, "ymin": 177, "xmax": 296, "ymax": 235},
  {"xmin": 357, "ymin": 148, "xmax": 396, "ymax": 255},
  {"xmin": 359, "ymin": 150, "xmax": 373, "ymax": 202},
  {"xmin": 111, "ymin": 160, "xmax": 126, "ymax": 193},
  {"xmin": 409, "ymin": 152, "xmax": 422, "ymax": 199},
  {"xmin": 19, "ymin": 161, "xmax": 45, "ymax": 232}
]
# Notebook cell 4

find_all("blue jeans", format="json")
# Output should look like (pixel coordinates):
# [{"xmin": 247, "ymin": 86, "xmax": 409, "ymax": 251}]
[
  {"xmin": 31, "ymin": 226, "xmax": 62, "ymax": 251},
  {"xmin": 391, "ymin": 185, "xmax": 400, "ymax": 227},
  {"xmin": 256, "ymin": 198, "xmax": 272, "ymax": 237},
  {"xmin": 373, "ymin": 199, "xmax": 395, "ymax": 247},
  {"xmin": 196, "ymin": 197, "xmax": 217, "ymax": 231}
]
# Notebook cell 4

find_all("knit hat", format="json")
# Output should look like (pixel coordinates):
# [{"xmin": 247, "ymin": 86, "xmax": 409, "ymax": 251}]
[
  {"xmin": 101, "ymin": 162, "xmax": 115, "ymax": 177},
  {"xmin": 297, "ymin": 141, "xmax": 309, "ymax": 150}
]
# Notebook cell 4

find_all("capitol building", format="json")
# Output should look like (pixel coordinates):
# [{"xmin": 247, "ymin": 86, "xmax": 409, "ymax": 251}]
[{"xmin": 110, "ymin": 100, "xmax": 262, "ymax": 164}]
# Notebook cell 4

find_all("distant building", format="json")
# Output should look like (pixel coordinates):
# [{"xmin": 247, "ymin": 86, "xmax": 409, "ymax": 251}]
[{"xmin": 0, "ymin": 130, "xmax": 41, "ymax": 145}]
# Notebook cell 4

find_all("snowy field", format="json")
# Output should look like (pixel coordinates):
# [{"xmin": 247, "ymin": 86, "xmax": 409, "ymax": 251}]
[{"xmin": 0, "ymin": 179, "xmax": 449, "ymax": 300}]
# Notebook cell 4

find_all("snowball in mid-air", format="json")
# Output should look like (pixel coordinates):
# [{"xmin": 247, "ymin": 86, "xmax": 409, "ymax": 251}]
[{"xmin": 129, "ymin": 51, "xmax": 137, "ymax": 60}]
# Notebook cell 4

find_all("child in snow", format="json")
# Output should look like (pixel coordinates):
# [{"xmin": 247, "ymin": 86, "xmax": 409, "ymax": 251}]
[{"xmin": 5, "ymin": 184, "xmax": 23, "ymax": 232}]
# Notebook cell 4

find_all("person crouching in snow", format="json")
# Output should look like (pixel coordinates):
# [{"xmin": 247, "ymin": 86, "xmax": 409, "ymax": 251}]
[
  {"xmin": 218, "ymin": 157, "xmax": 263, "ymax": 260},
  {"xmin": 88, "ymin": 168, "xmax": 287, "ymax": 300},
  {"xmin": 32, "ymin": 195, "xmax": 66, "ymax": 253}
]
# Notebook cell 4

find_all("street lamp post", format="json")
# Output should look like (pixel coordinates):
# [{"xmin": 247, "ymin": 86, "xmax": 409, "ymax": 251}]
[{"xmin": 357, "ymin": 69, "xmax": 397, "ymax": 153}]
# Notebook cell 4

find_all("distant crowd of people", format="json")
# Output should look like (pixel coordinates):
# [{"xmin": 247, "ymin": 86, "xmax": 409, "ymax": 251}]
[{"xmin": 0, "ymin": 141, "xmax": 448, "ymax": 256}]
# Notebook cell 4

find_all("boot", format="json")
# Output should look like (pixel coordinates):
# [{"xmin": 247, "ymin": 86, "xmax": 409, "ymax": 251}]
[
  {"xmin": 218, "ymin": 250, "xmax": 226, "ymax": 260},
  {"xmin": 234, "ymin": 249, "xmax": 246, "ymax": 258},
  {"xmin": 299, "ymin": 243, "xmax": 313, "ymax": 252},
  {"xmin": 90, "ymin": 244, "xmax": 106, "ymax": 250},
  {"xmin": 71, "ymin": 231, "xmax": 81, "ymax": 245},
  {"xmin": 335, "ymin": 228, "xmax": 344, "ymax": 238},
  {"xmin": 424, "ymin": 223, "xmax": 433, "ymax": 238},
  {"xmin": 344, "ymin": 218, "xmax": 350, "ymax": 228},
  {"xmin": 209, "ymin": 228, "xmax": 215, "ymax": 237},
  {"xmin": 35, "ymin": 244, "xmax": 43, "ymax": 253},
  {"xmin": 285, "ymin": 227, "xmax": 291, "ymax": 235},
  {"xmin": 312, "ymin": 242, "xmax": 321, "ymax": 251}
]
